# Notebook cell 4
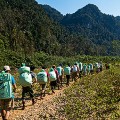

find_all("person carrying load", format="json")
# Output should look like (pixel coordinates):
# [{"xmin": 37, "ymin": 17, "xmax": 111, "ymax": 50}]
[
  {"xmin": 18, "ymin": 63, "xmax": 37, "ymax": 110},
  {"xmin": 56, "ymin": 64, "xmax": 64, "ymax": 89},
  {"xmin": 71, "ymin": 63, "xmax": 79, "ymax": 81},
  {"xmin": 79, "ymin": 62, "xmax": 83, "ymax": 78},
  {"xmin": 83, "ymin": 64, "xmax": 87, "ymax": 76},
  {"xmin": 64, "ymin": 64, "xmax": 71, "ymax": 86},
  {"xmin": 0, "ymin": 66, "xmax": 16, "ymax": 120},
  {"xmin": 37, "ymin": 66, "xmax": 49, "ymax": 99},
  {"xmin": 49, "ymin": 66, "xmax": 58, "ymax": 94}
]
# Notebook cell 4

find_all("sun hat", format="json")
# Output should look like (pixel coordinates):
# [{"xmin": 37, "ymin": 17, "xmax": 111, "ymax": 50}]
[{"xmin": 4, "ymin": 66, "xmax": 11, "ymax": 71}]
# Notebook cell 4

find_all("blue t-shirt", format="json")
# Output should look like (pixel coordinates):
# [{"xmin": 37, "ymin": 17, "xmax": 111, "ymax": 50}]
[
  {"xmin": 11, "ymin": 75, "xmax": 16, "ymax": 98},
  {"xmin": 11, "ymin": 75, "xmax": 16, "ymax": 85}
]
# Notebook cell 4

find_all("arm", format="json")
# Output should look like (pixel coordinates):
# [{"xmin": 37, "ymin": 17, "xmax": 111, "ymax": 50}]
[{"xmin": 11, "ymin": 76, "xmax": 17, "ymax": 92}]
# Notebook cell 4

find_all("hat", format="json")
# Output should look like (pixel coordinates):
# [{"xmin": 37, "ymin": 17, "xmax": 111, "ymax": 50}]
[{"xmin": 4, "ymin": 66, "xmax": 10, "ymax": 71}]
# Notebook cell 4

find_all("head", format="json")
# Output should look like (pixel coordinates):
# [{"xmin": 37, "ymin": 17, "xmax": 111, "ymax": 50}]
[
  {"xmin": 74, "ymin": 63, "xmax": 77, "ymax": 65},
  {"xmin": 42, "ymin": 66, "xmax": 46, "ymax": 70},
  {"xmin": 52, "ymin": 65, "xmax": 56, "ymax": 69},
  {"xmin": 59, "ymin": 63, "xmax": 62, "ymax": 67},
  {"xmin": 4, "ymin": 66, "xmax": 11, "ymax": 73},
  {"xmin": 30, "ymin": 65, "xmax": 35, "ymax": 71},
  {"xmin": 67, "ymin": 63, "xmax": 70, "ymax": 67}
]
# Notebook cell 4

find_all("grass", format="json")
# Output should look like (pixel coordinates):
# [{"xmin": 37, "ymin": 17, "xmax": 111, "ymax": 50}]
[{"xmin": 55, "ymin": 64, "xmax": 120, "ymax": 120}]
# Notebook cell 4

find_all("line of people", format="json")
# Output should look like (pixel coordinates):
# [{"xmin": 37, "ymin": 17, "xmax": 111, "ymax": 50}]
[{"xmin": 0, "ymin": 61, "xmax": 103, "ymax": 120}]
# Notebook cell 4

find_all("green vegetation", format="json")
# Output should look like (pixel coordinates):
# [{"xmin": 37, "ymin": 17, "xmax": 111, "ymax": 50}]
[
  {"xmin": 0, "ymin": 1, "xmax": 120, "ymax": 66},
  {"xmin": 55, "ymin": 64, "xmax": 120, "ymax": 120}
]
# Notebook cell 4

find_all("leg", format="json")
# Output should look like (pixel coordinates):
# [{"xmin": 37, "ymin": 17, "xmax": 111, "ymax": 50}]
[
  {"xmin": 22, "ymin": 87, "xmax": 27, "ymax": 110},
  {"xmin": 3, "ymin": 99, "xmax": 12, "ymax": 120},
  {"xmin": 28, "ymin": 86, "xmax": 36, "ymax": 105}
]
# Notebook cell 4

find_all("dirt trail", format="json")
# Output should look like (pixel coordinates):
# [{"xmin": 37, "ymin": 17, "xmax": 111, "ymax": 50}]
[{"xmin": 8, "ymin": 81, "xmax": 75, "ymax": 120}]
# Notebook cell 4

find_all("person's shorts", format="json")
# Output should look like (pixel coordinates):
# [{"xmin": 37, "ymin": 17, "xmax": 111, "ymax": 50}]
[
  {"xmin": 50, "ymin": 80, "xmax": 57, "ymax": 86},
  {"xmin": 66, "ymin": 75, "xmax": 70, "ymax": 79},
  {"xmin": 41, "ymin": 84, "xmax": 46, "ymax": 90},
  {"xmin": 0, "ymin": 99, "xmax": 12, "ymax": 109}
]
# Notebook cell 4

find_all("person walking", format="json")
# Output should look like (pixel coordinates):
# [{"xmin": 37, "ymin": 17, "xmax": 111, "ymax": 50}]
[
  {"xmin": 0, "ymin": 66, "xmax": 17, "ymax": 120},
  {"xmin": 37, "ymin": 66, "xmax": 49, "ymax": 99},
  {"xmin": 64, "ymin": 64, "xmax": 71, "ymax": 86},
  {"xmin": 18, "ymin": 64, "xmax": 37, "ymax": 110}
]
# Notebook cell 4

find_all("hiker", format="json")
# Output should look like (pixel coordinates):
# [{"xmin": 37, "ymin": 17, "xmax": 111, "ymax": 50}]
[
  {"xmin": 89, "ymin": 63, "xmax": 94, "ymax": 74},
  {"xmin": 71, "ymin": 63, "xmax": 79, "ymax": 81},
  {"xmin": 83, "ymin": 64, "xmax": 87, "ymax": 76},
  {"xmin": 37, "ymin": 66, "xmax": 49, "ymax": 99},
  {"xmin": 94, "ymin": 62, "xmax": 100, "ymax": 73},
  {"xmin": 56, "ymin": 64, "xmax": 64, "ymax": 89},
  {"xmin": 48, "ymin": 65, "xmax": 58, "ymax": 94},
  {"xmin": 99, "ymin": 61, "xmax": 103, "ymax": 71},
  {"xmin": 52, "ymin": 65, "xmax": 59, "ymax": 90},
  {"xmin": 105, "ymin": 62, "xmax": 110, "ymax": 69},
  {"xmin": 87, "ymin": 64, "xmax": 91, "ymax": 75},
  {"xmin": 0, "ymin": 66, "xmax": 16, "ymax": 120},
  {"xmin": 64, "ymin": 64, "xmax": 71, "ymax": 86},
  {"xmin": 79, "ymin": 62, "xmax": 83, "ymax": 78},
  {"xmin": 18, "ymin": 64, "xmax": 37, "ymax": 110}
]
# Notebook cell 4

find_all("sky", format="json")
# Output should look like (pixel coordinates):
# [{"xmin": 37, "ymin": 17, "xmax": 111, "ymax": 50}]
[{"xmin": 36, "ymin": 0, "xmax": 120, "ymax": 17}]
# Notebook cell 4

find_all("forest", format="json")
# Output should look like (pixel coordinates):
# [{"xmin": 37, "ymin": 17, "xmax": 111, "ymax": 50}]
[{"xmin": 0, "ymin": 0, "xmax": 120, "ymax": 68}]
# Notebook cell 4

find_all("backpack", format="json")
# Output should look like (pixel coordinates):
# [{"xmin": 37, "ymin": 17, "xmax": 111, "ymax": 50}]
[
  {"xmin": 37, "ymin": 70, "xmax": 48, "ymax": 84},
  {"xmin": 64, "ymin": 67, "xmax": 71, "ymax": 75},
  {"xmin": 18, "ymin": 66, "xmax": 30, "ymax": 74},
  {"xmin": 19, "ymin": 73, "xmax": 32, "ymax": 87},
  {"xmin": 0, "ymin": 72, "xmax": 12, "ymax": 99},
  {"xmin": 49, "ymin": 71, "xmax": 56, "ymax": 81},
  {"xmin": 73, "ymin": 65, "xmax": 77, "ymax": 72},
  {"xmin": 56, "ymin": 67, "xmax": 62, "ymax": 76}
]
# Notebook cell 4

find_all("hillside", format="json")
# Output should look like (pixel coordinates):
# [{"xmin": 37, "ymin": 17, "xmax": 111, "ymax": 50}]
[
  {"xmin": 0, "ymin": 1, "xmax": 120, "ymax": 67},
  {"xmin": 41, "ymin": 5, "xmax": 64, "ymax": 22},
  {"xmin": 3, "ymin": 63, "xmax": 120, "ymax": 120},
  {"xmin": 43, "ymin": 4, "xmax": 120, "ymax": 56}
]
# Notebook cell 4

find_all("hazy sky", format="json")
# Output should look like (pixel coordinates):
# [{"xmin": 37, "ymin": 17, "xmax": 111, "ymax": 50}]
[{"xmin": 36, "ymin": 0, "xmax": 120, "ymax": 17}]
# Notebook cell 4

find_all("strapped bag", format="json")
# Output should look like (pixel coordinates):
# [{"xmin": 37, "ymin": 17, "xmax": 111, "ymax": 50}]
[
  {"xmin": 64, "ymin": 67, "xmax": 71, "ymax": 75},
  {"xmin": 19, "ymin": 72, "xmax": 32, "ymax": 87},
  {"xmin": 37, "ymin": 69, "xmax": 48, "ymax": 84},
  {"xmin": 0, "ymin": 72, "xmax": 12, "ymax": 99},
  {"xmin": 56, "ymin": 67, "xmax": 62, "ymax": 76}
]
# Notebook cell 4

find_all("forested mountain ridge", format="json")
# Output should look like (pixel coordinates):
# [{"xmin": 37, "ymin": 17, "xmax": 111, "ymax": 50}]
[
  {"xmin": 0, "ymin": 1, "xmax": 120, "ymax": 67},
  {"xmin": 42, "ymin": 4, "xmax": 120, "ymax": 55},
  {"xmin": 41, "ymin": 5, "xmax": 64, "ymax": 22},
  {"xmin": 0, "ymin": 0, "xmax": 69, "ymax": 59}
]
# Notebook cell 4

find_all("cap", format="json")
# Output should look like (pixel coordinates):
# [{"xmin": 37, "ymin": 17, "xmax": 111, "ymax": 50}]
[{"xmin": 4, "ymin": 66, "xmax": 10, "ymax": 71}]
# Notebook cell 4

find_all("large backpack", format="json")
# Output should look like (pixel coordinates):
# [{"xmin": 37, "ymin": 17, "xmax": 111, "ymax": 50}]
[
  {"xmin": 49, "ymin": 69, "xmax": 56, "ymax": 81},
  {"xmin": 37, "ymin": 70, "xmax": 48, "ymax": 84},
  {"xmin": 56, "ymin": 66, "xmax": 62, "ymax": 76},
  {"xmin": 64, "ymin": 67, "xmax": 71, "ymax": 75},
  {"xmin": 18, "ymin": 66, "xmax": 30, "ymax": 74},
  {"xmin": 0, "ymin": 72, "xmax": 12, "ymax": 99},
  {"xmin": 72, "ymin": 65, "xmax": 77, "ymax": 72},
  {"xmin": 19, "ymin": 73, "xmax": 32, "ymax": 87}
]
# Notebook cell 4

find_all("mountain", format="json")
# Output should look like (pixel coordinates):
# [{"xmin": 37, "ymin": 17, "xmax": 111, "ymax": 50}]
[
  {"xmin": 0, "ymin": 0, "xmax": 120, "ymax": 67},
  {"xmin": 41, "ymin": 5, "xmax": 64, "ymax": 22},
  {"xmin": 61, "ymin": 4, "xmax": 120, "ymax": 44},
  {"xmin": 0, "ymin": 0, "xmax": 68, "ymax": 57}
]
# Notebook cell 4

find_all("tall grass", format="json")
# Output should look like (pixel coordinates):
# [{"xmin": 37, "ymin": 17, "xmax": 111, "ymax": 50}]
[{"xmin": 56, "ymin": 64, "xmax": 120, "ymax": 120}]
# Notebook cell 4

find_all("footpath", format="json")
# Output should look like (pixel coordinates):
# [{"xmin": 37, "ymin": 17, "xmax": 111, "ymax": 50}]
[{"xmin": 8, "ymin": 81, "xmax": 75, "ymax": 120}]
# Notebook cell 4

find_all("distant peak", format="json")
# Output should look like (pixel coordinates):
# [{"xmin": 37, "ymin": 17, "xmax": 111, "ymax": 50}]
[
  {"xmin": 84, "ymin": 4, "xmax": 99, "ymax": 10},
  {"xmin": 74, "ymin": 3, "xmax": 101, "ymax": 16}
]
